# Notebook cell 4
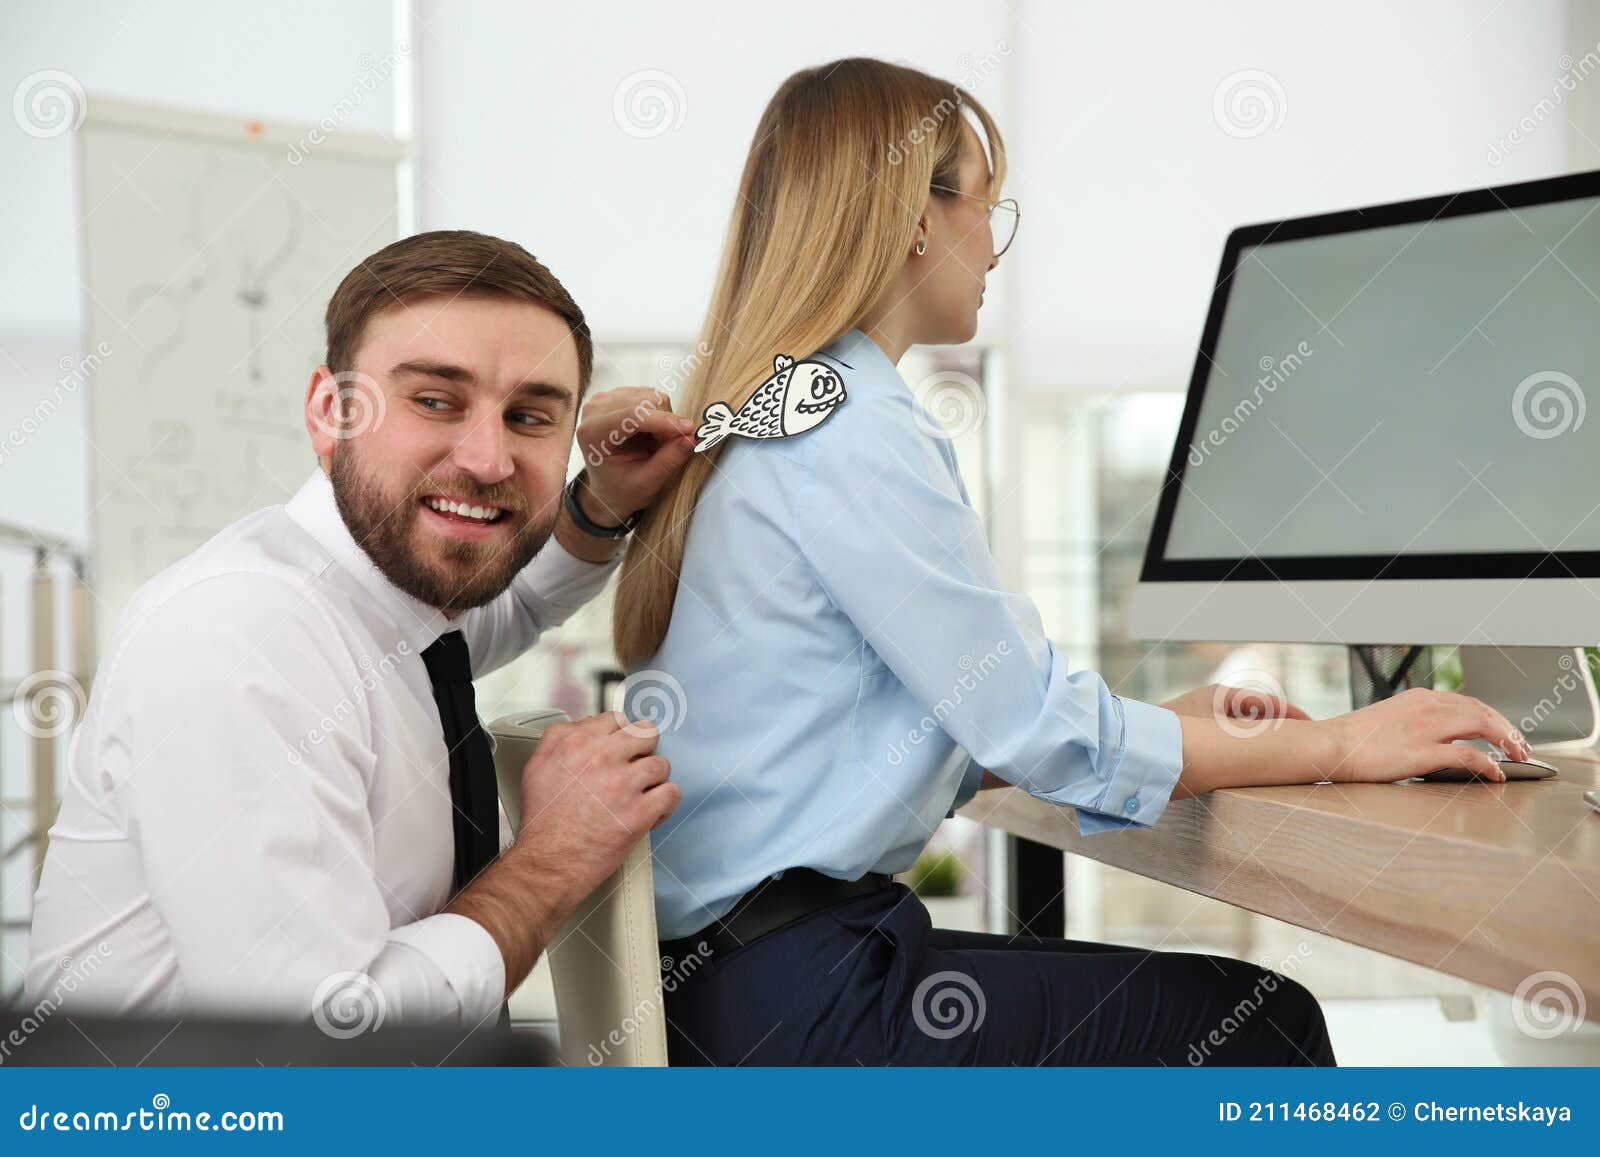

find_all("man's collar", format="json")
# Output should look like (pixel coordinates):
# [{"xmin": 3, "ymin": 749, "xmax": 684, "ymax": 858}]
[{"xmin": 285, "ymin": 468, "xmax": 453, "ymax": 652}]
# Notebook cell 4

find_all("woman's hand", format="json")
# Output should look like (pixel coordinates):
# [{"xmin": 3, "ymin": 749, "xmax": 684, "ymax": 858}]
[
  {"xmin": 1174, "ymin": 686, "xmax": 1531, "ymax": 798},
  {"xmin": 1162, "ymin": 682, "xmax": 1311, "ymax": 726},
  {"xmin": 1320, "ymin": 687, "xmax": 1530, "ymax": 784}
]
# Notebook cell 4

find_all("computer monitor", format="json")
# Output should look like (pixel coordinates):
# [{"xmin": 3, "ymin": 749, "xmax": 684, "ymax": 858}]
[{"xmin": 1131, "ymin": 168, "xmax": 1600, "ymax": 650}]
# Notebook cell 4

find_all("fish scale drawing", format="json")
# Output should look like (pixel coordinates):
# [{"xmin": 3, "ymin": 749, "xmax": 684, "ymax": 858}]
[{"xmin": 693, "ymin": 354, "xmax": 847, "ymax": 453}]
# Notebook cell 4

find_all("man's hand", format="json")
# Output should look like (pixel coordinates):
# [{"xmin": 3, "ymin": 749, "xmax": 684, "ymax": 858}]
[
  {"xmin": 576, "ymin": 387, "xmax": 697, "ymax": 528},
  {"xmin": 445, "ymin": 711, "xmax": 681, "ymax": 996},
  {"xmin": 513, "ymin": 711, "xmax": 680, "ymax": 903}
]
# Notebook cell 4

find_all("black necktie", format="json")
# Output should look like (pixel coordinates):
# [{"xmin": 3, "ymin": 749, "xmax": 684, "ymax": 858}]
[{"xmin": 421, "ymin": 631, "xmax": 501, "ymax": 894}]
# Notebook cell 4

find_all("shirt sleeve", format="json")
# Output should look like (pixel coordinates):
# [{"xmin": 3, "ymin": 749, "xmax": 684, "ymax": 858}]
[
  {"xmin": 109, "ymin": 574, "xmax": 505, "ymax": 1025},
  {"xmin": 458, "ymin": 534, "xmax": 622, "ymax": 677},
  {"xmin": 948, "ymin": 755, "xmax": 985, "ymax": 814},
  {"xmin": 793, "ymin": 407, "xmax": 1185, "ymax": 832}
]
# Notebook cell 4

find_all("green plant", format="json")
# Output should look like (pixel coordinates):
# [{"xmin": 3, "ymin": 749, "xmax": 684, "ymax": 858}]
[
  {"xmin": 907, "ymin": 849, "xmax": 964, "ymax": 897},
  {"xmin": 1430, "ymin": 646, "xmax": 1463, "ymax": 693}
]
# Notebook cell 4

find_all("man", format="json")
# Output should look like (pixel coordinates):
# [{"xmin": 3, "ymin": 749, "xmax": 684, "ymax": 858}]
[{"xmin": 25, "ymin": 230, "xmax": 695, "ymax": 1027}]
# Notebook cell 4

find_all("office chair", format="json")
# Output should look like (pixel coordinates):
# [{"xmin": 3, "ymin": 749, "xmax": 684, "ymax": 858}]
[{"xmin": 488, "ymin": 710, "xmax": 669, "ymax": 1067}]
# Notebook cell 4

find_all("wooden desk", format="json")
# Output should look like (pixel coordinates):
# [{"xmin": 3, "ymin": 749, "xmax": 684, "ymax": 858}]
[{"xmin": 958, "ymin": 753, "xmax": 1600, "ymax": 1020}]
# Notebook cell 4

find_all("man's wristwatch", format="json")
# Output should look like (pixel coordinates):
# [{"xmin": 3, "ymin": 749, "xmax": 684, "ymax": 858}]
[{"xmin": 563, "ymin": 470, "xmax": 642, "ymax": 539}]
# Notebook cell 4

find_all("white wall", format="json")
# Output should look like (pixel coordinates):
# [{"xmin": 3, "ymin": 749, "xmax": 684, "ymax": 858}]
[
  {"xmin": 1006, "ymin": 0, "xmax": 1575, "ymax": 393},
  {"xmin": 413, "ymin": 0, "xmax": 1015, "ymax": 343},
  {"xmin": 416, "ymin": 0, "xmax": 1581, "ymax": 393}
]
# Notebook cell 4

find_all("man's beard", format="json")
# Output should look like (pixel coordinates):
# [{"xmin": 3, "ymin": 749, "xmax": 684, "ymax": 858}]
[{"xmin": 329, "ymin": 444, "xmax": 556, "ymax": 616}]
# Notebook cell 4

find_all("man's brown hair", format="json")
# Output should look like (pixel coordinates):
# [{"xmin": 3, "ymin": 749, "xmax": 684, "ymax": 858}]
[{"xmin": 323, "ymin": 229, "xmax": 593, "ymax": 390}]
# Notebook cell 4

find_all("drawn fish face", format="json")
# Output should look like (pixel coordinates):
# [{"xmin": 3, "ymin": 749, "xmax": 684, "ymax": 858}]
[{"xmin": 783, "ymin": 362, "xmax": 846, "ymax": 434}]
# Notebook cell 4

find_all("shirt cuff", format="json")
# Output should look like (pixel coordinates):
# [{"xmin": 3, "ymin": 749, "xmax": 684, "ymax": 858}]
[
  {"xmin": 386, "ymin": 912, "xmax": 506, "ymax": 1023},
  {"xmin": 1073, "ymin": 696, "xmax": 1185, "ymax": 835},
  {"xmin": 520, "ymin": 534, "xmax": 623, "ymax": 625}
]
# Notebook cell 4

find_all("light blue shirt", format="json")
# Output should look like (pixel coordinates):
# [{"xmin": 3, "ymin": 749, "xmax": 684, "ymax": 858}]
[{"xmin": 631, "ymin": 328, "xmax": 1185, "ymax": 940}]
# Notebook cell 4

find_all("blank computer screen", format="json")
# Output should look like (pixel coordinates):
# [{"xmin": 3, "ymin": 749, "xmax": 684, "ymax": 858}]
[{"xmin": 1166, "ymin": 193, "xmax": 1600, "ymax": 562}]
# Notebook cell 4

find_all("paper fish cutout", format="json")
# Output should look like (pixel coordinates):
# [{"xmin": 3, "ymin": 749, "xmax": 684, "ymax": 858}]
[{"xmin": 693, "ymin": 355, "xmax": 847, "ymax": 453}]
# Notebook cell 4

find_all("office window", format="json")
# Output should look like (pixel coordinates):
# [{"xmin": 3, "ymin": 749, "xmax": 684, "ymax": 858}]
[{"xmin": 1024, "ymin": 390, "xmax": 1353, "ymax": 719}]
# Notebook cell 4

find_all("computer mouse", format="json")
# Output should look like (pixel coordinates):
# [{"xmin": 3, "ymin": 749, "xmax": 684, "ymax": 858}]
[{"xmin": 1419, "ymin": 746, "xmax": 1558, "ymax": 782}]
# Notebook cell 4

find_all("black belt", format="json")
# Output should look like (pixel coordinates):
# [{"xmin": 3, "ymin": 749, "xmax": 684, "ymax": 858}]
[{"xmin": 659, "ymin": 868, "xmax": 893, "ymax": 964}]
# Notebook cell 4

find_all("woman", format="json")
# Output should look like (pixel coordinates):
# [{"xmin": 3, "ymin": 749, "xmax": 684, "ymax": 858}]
[{"xmin": 617, "ymin": 58, "xmax": 1526, "ymax": 1066}]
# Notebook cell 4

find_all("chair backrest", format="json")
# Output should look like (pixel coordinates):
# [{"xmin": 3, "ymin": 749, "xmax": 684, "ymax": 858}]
[{"xmin": 487, "ymin": 710, "xmax": 668, "ymax": 1067}]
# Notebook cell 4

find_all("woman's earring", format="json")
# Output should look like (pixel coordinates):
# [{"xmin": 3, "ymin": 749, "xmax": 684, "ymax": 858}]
[{"xmin": 915, "ymin": 237, "xmax": 927, "ymax": 256}]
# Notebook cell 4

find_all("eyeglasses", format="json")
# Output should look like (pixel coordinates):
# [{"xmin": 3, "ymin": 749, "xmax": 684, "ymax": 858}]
[{"xmin": 930, "ymin": 185, "xmax": 1020, "ymax": 259}]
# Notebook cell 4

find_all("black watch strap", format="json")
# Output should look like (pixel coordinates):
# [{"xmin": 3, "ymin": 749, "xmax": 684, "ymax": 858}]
[{"xmin": 563, "ymin": 471, "xmax": 641, "ymax": 539}]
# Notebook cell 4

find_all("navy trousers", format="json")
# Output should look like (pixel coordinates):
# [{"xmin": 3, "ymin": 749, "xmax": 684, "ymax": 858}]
[{"xmin": 662, "ymin": 883, "xmax": 1335, "ymax": 1066}]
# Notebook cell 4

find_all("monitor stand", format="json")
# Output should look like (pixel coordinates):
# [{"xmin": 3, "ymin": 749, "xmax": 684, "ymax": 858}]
[
  {"xmin": 1348, "ymin": 644, "xmax": 1436, "ymax": 707},
  {"xmin": 1347, "ymin": 644, "xmax": 1599, "ymax": 754}
]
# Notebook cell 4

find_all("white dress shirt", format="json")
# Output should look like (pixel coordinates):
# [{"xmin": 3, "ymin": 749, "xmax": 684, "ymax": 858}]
[{"xmin": 25, "ymin": 468, "xmax": 618, "ymax": 1026}]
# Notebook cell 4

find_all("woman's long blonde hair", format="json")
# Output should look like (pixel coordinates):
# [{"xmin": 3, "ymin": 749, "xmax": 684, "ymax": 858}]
[{"xmin": 613, "ymin": 57, "xmax": 1006, "ymax": 668}]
